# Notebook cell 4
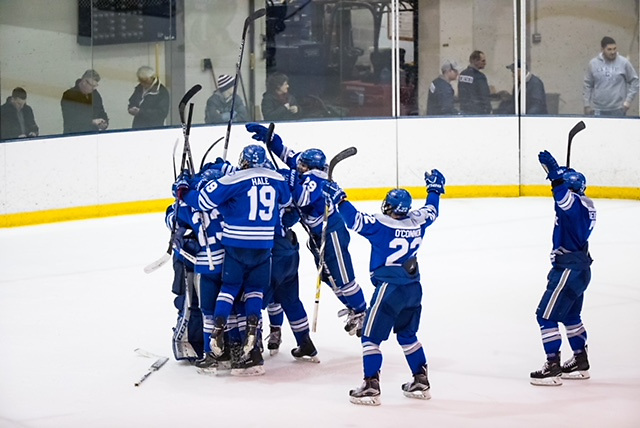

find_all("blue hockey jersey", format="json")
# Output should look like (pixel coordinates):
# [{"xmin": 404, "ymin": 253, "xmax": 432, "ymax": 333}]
[
  {"xmin": 183, "ymin": 167, "xmax": 292, "ymax": 249},
  {"xmin": 550, "ymin": 183, "xmax": 596, "ymax": 265},
  {"xmin": 336, "ymin": 193, "xmax": 440, "ymax": 283},
  {"xmin": 165, "ymin": 201, "xmax": 224, "ymax": 275}
]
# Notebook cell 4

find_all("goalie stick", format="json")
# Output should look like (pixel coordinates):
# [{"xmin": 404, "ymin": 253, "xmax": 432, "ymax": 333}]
[
  {"xmin": 134, "ymin": 356, "xmax": 169, "ymax": 387},
  {"xmin": 222, "ymin": 8, "xmax": 266, "ymax": 160},
  {"xmin": 312, "ymin": 146, "xmax": 358, "ymax": 332},
  {"xmin": 566, "ymin": 120, "xmax": 586, "ymax": 168}
]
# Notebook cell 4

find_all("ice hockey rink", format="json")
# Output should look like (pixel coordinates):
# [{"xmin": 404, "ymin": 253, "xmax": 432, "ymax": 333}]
[{"xmin": 1, "ymin": 197, "xmax": 639, "ymax": 428}]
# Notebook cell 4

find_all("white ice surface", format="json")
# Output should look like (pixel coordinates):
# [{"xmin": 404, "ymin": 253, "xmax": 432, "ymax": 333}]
[{"xmin": 1, "ymin": 198, "xmax": 639, "ymax": 428}]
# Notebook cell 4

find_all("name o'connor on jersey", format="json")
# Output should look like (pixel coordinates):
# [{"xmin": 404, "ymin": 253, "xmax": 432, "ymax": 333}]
[
  {"xmin": 194, "ymin": 168, "xmax": 292, "ymax": 249},
  {"xmin": 395, "ymin": 229, "xmax": 422, "ymax": 238}
]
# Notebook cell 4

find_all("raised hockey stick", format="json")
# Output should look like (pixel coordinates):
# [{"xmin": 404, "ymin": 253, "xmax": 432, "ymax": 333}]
[
  {"xmin": 199, "ymin": 136, "xmax": 225, "ymax": 170},
  {"xmin": 566, "ymin": 120, "xmax": 586, "ymax": 167},
  {"xmin": 312, "ymin": 146, "xmax": 358, "ymax": 332},
  {"xmin": 222, "ymin": 8, "xmax": 266, "ymax": 160},
  {"xmin": 144, "ymin": 85, "xmax": 205, "ymax": 274}
]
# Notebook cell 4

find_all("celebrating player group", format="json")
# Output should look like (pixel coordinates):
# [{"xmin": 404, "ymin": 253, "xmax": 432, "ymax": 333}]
[{"xmin": 160, "ymin": 119, "xmax": 595, "ymax": 405}]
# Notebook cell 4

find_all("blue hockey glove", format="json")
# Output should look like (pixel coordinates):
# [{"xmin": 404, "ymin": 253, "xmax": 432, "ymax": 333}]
[
  {"xmin": 245, "ymin": 122, "xmax": 284, "ymax": 153},
  {"xmin": 172, "ymin": 171, "xmax": 190, "ymax": 201},
  {"xmin": 425, "ymin": 169, "xmax": 445, "ymax": 194},
  {"xmin": 322, "ymin": 181, "xmax": 347, "ymax": 206},
  {"xmin": 278, "ymin": 168, "xmax": 298, "ymax": 189},
  {"xmin": 538, "ymin": 150, "xmax": 566, "ymax": 181}
]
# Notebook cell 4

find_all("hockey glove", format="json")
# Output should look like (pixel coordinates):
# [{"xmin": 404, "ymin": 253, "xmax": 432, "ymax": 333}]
[
  {"xmin": 172, "ymin": 171, "xmax": 190, "ymax": 201},
  {"xmin": 278, "ymin": 168, "xmax": 298, "ymax": 189},
  {"xmin": 322, "ymin": 181, "xmax": 347, "ymax": 206},
  {"xmin": 538, "ymin": 150, "xmax": 566, "ymax": 181},
  {"xmin": 425, "ymin": 169, "xmax": 446, "ymax": 194},
  {"xmin": 245, "ymin": 122, "xmax": 284, "ymax": 153}
]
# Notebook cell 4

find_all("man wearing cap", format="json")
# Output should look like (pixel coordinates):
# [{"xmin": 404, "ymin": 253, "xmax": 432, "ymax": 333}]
[
  {"xmin": 204, "ymin": 74, "xmax": 250, "ymax": 124},
  {"xmin": 496, "ymin": 61, "xmax": 548, "ymax": 115},
  {"xmin": 583, "ymin": 36, "xmax": 639, "ymax": 116},
  {"xmin": 1, "ymin": 87, "xmax": 39, "ymax": 140},
  {"xmin": 426, "ymin": 60, "xmax": 461, "ymax": 115}
]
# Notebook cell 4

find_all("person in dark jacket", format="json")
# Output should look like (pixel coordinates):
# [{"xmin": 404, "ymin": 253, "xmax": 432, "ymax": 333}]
[
  {"xmin": 61, "ymin": 69, "xmax": 109, "ymax": 134},
  {"xmin": 426, "ymin": 60, "xmax": 462, "ymax": 115},
  {"xmin": 204, "ymin": 74, "xmax": 250, "ymax": 124},
  {"xmin": 1, "ymin": 87, "xmax": 39, "ymax": 140},
  {"xmin": 496, "ymin": 61, "xmax": 548, "ymax": 115},
  {"xmin": 458, "ymin": 50, "xmax": 492, "ymax": 115},
  {"xmin": 261, "ymin": 72, "xmax": 300, "ymax": 121},
  {"xmin": 127, "ymin": 66, "xmax": 170, "ymax": 129}
]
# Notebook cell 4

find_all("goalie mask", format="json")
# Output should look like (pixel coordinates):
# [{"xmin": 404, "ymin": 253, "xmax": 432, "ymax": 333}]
[
  {"xmin": 563, "ymin": 169, "xmax": 586, "ymax": 195},
  {"xmin": 239, "ymin": 144, "xmax": 267, "ymax": 169},
  {"xmin": 382, "ymin": 188, "xmax": 412, "ymax": 217}
]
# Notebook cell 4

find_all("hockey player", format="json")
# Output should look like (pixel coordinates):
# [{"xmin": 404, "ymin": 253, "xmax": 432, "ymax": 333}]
[
  {"xmin": 245, "ymin": 122, "xmax": 368, "ymax": 336},
  {"xmin": 323, "ymin": 169, "xmax": 445, "ymax": 406},
  {"xmin": 169, "ymin": 166, "xmax": 228, "ymax": 372},
  {"xmin": 164, "ymin": 204, "xmax": 203, "ymax": 362},
  {"xmin": 530, "ymin": 150, "xmax": 596, "ymax": 386},
  {"xmin": 173, "ymin": 144, "xmax": 292, "ymax": 375},
  {"xmin": 264, "ymin": 204, "xmax": 319, "ymax": 362}
]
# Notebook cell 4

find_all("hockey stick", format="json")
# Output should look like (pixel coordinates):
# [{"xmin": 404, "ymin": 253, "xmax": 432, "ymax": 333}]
[
  {"xmin": 144, "ymin": 85, "xmax": 203, "ymax": 274},
  {"xmin": 312, "ymin": 147, "xmax": 358, "ymax": 332},
  {"xmin": 222, "ymin": 8, "xmax": 267, "ymax": 160},
  {"xmin": 199, "ymin": 136, "xmax": 225, "ymax": 170},
  {"xmin": 566, "ymin": 120, "xmax": 586, "ymax": 168},
  {"xmin": 134, "ymin": 348, "xmax": 167, "ymax": 360},
  {"xmin": 134, "ymin": 356, "xmax": 169, "ymax": 387},
  {"xmin": 144, "ymin": 85, "xmax": 202, "ymax": 273}
]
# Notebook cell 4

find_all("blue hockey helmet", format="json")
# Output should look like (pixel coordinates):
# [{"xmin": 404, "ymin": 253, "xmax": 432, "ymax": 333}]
[
  {"xmin": 563, "ymin": 169, "xmax": 586, "ymax": 195},
  {"xmin": 382, "ymin": 188, "xmax": 412, "ymax": 217},
  {"xmin": 239, "ymin": 144, "xmax": 267, "ymax": 169},
  {"xmin": 297, "ymin": 148, "xmax": 327, "ymax": 171}
]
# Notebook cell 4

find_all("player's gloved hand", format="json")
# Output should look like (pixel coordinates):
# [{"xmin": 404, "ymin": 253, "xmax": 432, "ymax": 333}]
[
  {"xmin": 425, "ymin": 169, "xmax": 445, "ymax": 194},
  {"xmin": 172, "ymin": 226, "xmax": 188, "ymax": 250},
  {"xmin": 172, "ymin": 171, "xmax": 190, "ymax": 201},
  {"xmin": 322, "ymin": 181, "xmax": 346, "ymax": 206},
  {"xmin": 278, "ymin": 168, "xmax": 297, "ymax": 188},
  {"xmin": 538, "ymin": 150, "xmax": 566, "ymax": 181},
  {"xmin": 203, "ymin": 158, "xmax": 235, "ymax": 175},
  {"xmin": 245, "ymin": 122, "xmax": 284, "ymax": 153}
]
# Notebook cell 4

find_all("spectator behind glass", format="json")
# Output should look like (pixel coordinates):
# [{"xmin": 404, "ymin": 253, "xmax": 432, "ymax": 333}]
[
  {"xmin": 1, "ymin": 87, "xmax": 39, "ymax": 140},
  {"xmin": 458, "ymin": 50, "xmax": 492, "ymax": 115},
  {"xmin": 61, "ymin": 69, "xmax": 109, "ymax": 134},
  {"xmin": 495, "ymin": 61, "xmax": 548, "ymax": 115},
  {"xmin": 426, "ymin": 59, "xmax": 462, "ymax": 115},
  {"xmin": 204, "ymin": 74, "xmax": 250, "ymax": 124},
  {"xmin": 583, "ymin": 36, "xmax": 639, "ymax": 116},
  {"xmin": 127, "ymin": 66, "xmax": 170, "ymax": 129},
  {"xmin": 261, "ymin": 72, "xmax": 300, "ymax": 121}
]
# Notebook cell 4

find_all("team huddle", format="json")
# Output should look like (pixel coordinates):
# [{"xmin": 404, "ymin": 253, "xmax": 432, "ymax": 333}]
[{"xmin": 162, "ymin": 123, "xmax": 595, "ymax": 405}]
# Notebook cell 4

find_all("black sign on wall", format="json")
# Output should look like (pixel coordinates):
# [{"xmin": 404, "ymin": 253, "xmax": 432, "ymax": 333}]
[{"xmin": 78, "ymin": 0, "xmax": 176, "ymax": 46}]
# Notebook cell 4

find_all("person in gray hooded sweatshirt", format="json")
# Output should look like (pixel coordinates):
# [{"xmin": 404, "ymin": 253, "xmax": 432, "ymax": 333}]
[{"xmin": 583, "ymin": 36, "xmax": 639, "ymax": 116}]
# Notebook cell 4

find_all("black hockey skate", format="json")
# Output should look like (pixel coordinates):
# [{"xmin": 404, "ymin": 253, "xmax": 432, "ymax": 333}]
[
  {"xmin": 530, "ymin": 357, "xmax": 563, "ymax": 386},
  {"xmin": 561, "ymin": 349, "xmax": 590, "ymax": 380},
  {"xmin": 266, "ymin": 327, "xmax": 282, "ymax": 356},
  {"xmin": 343, "ymin": 310, "xmax": 366, "ymax": 337},
  {"xmin": 402, "ymin": 365, "xmax": 431, "ymax": 400},
  {"xmin": 291, "ymin": 334, "xmax": 320, "ymax": 363},
  {"xmin": 349, "ymin": 373, "xmax": 381, "ymax": 406},
  {"xmin": 231, "ymin": 346, "xmax": 265, "ymax": 377}
]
